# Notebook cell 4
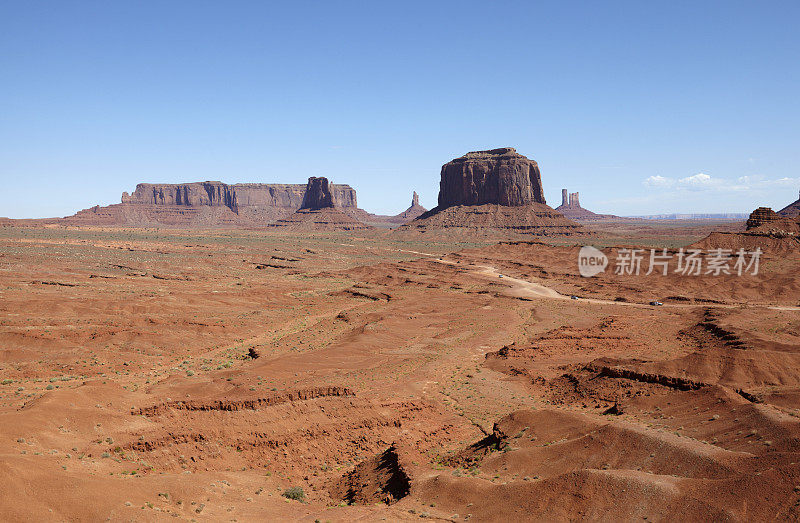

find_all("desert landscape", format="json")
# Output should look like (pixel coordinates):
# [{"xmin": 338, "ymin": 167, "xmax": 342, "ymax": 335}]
[
  {"xmin": 2, "ymin": 146, "xmax": 800, "ymax": 521},
  {"xmin": 3, "ymin": 3, "xmax": 800, "ymax": 521}
]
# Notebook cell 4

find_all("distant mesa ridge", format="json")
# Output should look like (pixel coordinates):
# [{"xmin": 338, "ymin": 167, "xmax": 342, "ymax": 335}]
[
  {"xmin": 121, "ymin": 180, "xmax": 357, "ymax": 211},
  {"xmin": 632, "ymin": 213, "xmax": 749, "ymax": 220},
  {"xmin": 59, "ymin": 179, "xmax": 425, "ymax": 228}
]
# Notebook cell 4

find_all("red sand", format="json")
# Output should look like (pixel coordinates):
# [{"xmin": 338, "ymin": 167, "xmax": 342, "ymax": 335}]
[{"xmin": 1, "ymin": 224, "xmax": 798, "ymax": 521}]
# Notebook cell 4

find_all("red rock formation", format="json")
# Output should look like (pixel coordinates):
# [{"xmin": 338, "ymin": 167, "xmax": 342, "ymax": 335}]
[
  {"xmin": 344, "ymin": 191, "xmax": 427, "ymax": 226},
  {"xmin": 746, "ymin": 207, "xmax": 780, "ymax": 230},
  {"xmin": 62, "ymin": 181, "xmax": 359, "ymax": 228},
  {"xmin": 122, "ymin": 181, "xmax": 357, "ymax": 210},
  {"xmin": 399, "ymin": 149, "xmax": 583, "ymax": 237},
  {"xmin": 270, "ymin": 177, "xmax": 373, "ymax": 231},
  {"xmin": 398, "ymin": 203, "xmax": 584, "ymax": 237},
  {"xmin": 300, "ymin": 177, "xmax": 335, "ymax": 210},
  {"xmin": 269, "ymin": 208, "xmax": 373, "ymax": 231},
  {"xmin": 554, "ymin": 188, "xmax": 619, "ymax": 221},
  {"xmin": 778, "ymin": 190, "xmax": 800, "ymax": 218},
  {"xmin": 393, "ymin": 191, "xmax": 427, "ymax": 222},
  {"xmin": 438, "ymin": 148, "xmax": 546, "ymax": 208}
]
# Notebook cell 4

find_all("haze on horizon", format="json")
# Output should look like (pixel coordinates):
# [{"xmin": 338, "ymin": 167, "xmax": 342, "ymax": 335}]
[{"xmin": 1, "ymin": 1, "xmax": 799, "ymax": 219}]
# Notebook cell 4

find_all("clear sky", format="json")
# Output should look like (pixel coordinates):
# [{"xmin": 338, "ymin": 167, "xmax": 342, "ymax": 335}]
[{"xmin": 1, "ymin": 1, "xmax": 799, "ymax": 218}]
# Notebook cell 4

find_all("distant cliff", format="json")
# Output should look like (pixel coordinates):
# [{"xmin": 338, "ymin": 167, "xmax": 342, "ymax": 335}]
[
  {"xmin": 121, "ymin": 181, "xmax": 357, "ymax": 211},
  {"xmin": 64, "ymin": 181, "xmax": 359, "ymax": 228},
  {"xmin": 554, "ymin": 188, "xmax": 620, "ymax": 221}
]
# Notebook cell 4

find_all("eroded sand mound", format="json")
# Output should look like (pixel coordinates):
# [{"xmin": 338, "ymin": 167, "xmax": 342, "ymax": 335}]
[
  {"xmin": 692, "ymin": 231, "xmax": 800, "ymax": 254},
  {"xmin": 397, "ymin": 203, "xmax": 584, "ymax": 237},
  {"xmin": 267, "ymin": 208, "xmax": 373, "ymax": 231}
]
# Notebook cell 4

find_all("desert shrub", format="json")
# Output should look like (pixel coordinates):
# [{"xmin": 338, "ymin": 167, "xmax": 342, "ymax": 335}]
[{"xmin": 282, "ymin": 486, "xmax": 305, "ymax": 501}]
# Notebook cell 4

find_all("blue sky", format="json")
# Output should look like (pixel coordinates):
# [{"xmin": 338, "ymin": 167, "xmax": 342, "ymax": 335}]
[{"xmin": 1, "ymin": 1, "xmax": 798, "ymax": 218}]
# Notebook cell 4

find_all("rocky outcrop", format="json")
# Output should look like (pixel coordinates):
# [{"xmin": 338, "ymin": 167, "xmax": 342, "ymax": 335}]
[
  {"xmin": 695, "ymin": 206, "xmax": 800, "ymax": 254},
  {"xmin": 554, "ymin": 188, "xmax": 619, "ymax": 221},
  {"xmin": 122, "ymin": 181, "xmax": 357, "ymax": 210},
  {"xmin": 398, "ymin": 203, "xmax": 583, "ymax": 237},
  {"xmin": 393, "ymin": 191, "xmax": 427, "ymax": 222},
  {"xmin": 746, "ymin": 207, "xmax": 780, "ymax": 230},
  {"xmin": 63, "ymin": 180, "xmax": 360, "ymax": 228},
  {"xmin": 269, "ymin": 208, "xmax": 373, "ymax": 231},
  {"xmin": 343, "ymin": 191, "xmax": 427, "ymax": 226},
  {"xmin": 438, "ymin": 148, "xmax": 546, "ymax": 208},
  {"xmin": 398, "ymin": 148, "xmax": 583, "ymax": 237},
  {"xmin": 270, "ymin": 177, "xmax": 373, "ymax": 231},
  {"xmin": 778, "ymin": 190, "xmax": 800, "ymax": 218},
  {"xmin": 301, "ymin": 177, "xmax": 335, "ymax": 210}
]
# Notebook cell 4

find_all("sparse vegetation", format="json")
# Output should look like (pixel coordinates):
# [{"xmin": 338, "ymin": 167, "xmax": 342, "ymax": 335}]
[{"xmin": 282, "ymin": 486, "xmax": 305, "ymax": 502}]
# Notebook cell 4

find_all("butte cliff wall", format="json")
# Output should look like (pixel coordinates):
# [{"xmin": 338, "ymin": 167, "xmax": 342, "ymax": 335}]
[
  {"xmin": 437, "ymin": 148, "xmax": 546, "ymax": 208},
  {"xmin": 63, "ymin": 180, "xmax": 359, "ymax": 227},
  {"xmin": 121, "ymin": 181, "xmax": 357, "ymax": 211},
  {"xmin": 269, "ymin": 177, "xmax": 373, "ymax": 231},
  {"xmin": 398, "ymin": 148, "xmax": 582, "ymax": 237}
]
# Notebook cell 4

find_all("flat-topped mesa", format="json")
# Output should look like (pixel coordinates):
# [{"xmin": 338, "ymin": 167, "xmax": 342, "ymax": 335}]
[
  {"xmin": 300, "ymin": 177, "xmax": 335, "ymax": 210},
  {"xmin": 438, "ymin": 147, "xmax": 546, "ymax": 208},
  {"xmin": 121, "ymin": 181, "xmax": 357, "ymax": 212},
  {"xmin": 121, "ymin": 181, "xmax": 236, "ymax": 208}
]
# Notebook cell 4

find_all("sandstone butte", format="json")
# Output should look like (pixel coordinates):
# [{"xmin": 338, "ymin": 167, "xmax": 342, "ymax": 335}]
[
  {"xmin": 437, "ymin": 147, "xmax": 546, "ymax": 208},
  {"xmin": 268, "ymin": 177, "xmax": 374, "ymax": 231},
  {"xmin": 400, "ymin": 148, "xmax": 583, "ymax": 237}
]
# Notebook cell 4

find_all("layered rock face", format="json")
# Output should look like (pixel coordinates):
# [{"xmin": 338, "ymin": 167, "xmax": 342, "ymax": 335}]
[
  {"xmin": 300, "ymin": 177, "xmax": 335, "ymax": 210},
  {"xmin": 744, "ymin": 206, "xmax": 800, "ymax": 236},
  {"xmin": 438, "ymin": 148, "xmax": 546, "ymax": 208},
  {"xmin": 746, "ymin": 207, "xmax": 780, "ymax": 230},
  {"xmin": 270, "ymin": 176, "xmax": 373, "ymax": 231},
  {"xmin": 65, "ymin": 180, "xmax": 359, "ymax": 228},
  {"xmin": 122, "ymin": 181, "xmax": 357, "ymax": 210},
  {"xmin": 399, "ymin": 148, "xmax": 583, "ymax": 237}
]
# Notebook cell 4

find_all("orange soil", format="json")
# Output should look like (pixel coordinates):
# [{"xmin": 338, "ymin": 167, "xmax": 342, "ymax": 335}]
[{"xmin": 0, "ymin": 224, "xmax": 798, "ymax": 521}]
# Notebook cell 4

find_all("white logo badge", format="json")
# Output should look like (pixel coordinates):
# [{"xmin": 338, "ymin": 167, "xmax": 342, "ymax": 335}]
[{"xmin": 578, "ymin": 246, "xmax": 608, "ymax": 277}]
